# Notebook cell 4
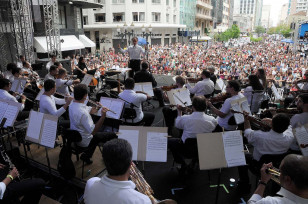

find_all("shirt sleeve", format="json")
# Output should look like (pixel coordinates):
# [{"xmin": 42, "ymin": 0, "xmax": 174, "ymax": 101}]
[
  {"xmin": 247, "ymin": 194, "xmax": 263, "ymax": 204},
  {"xmin": 175, "ymin": 116, "xmax": 185, "ymax": 129},
  {"xmin": 244, "ymin": 128, "xmax": 258, "ymax": 144},
  {"xmin": 44, "ymin": 97, "xmax": 66, "ymax": 117},
  {"xmin": 0, "ymin": 182, "xmax": 6, "ymax": 199},
  {"xmin": 81, "ymin": 113, "xmax": 95, "ymax": 134},
  {"xmin": 187, "ymin": 82, "xmax": 200, "ymax": 94},
  {"xmin": 220, "ymin": 99, "xmax": 231, "ymax": 114},
  {"xmin": 54, "ymin": 97, "xmax": 66, "ymax": 105},
  {"xmin": 120, "ymin": 48, "xmax": 128, "ymax": 53},
  {"xmin": 137, "ymin": 93, "xmax": 147, "ymax": 103}
]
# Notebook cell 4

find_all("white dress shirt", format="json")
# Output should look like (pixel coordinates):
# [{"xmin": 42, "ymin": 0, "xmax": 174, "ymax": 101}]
[
  {"xmin": 3, "ymin": 71, "xmax": 14, "ymax": 83},
  {"xmin": 39, "ymin": 94, "xmax": 66, "ymax": 117},
  {"xmin": 69, "ymin": 102, "xmax": 94, "ymax": 147},
  {"xmin": 120, "ymin": 45, "xmax": 145, "ymax": 60},
  {"xmin": 248, "ymin": 187, "xmax": 308, "ymax": 204},
  {"xmin": 46, "ymin": 61, "xmax": 54, "ymax": 72},
  {"xmin": 175, "ymin": 111, "xmax": 217, "ymax": 142},
  {"xmin": 119, "ymin": 89, "xmax": 147, "ymax": 123},
  {"xmin": 217, "ymin": 93, "xmax": 245, "ymax": 131},
  {"xmin": 186, "ymin": 78, "xmax": 214, "ymax": 96},
  {"xmin": 84, "ymin": 176, "xmax": 151, "ymax": 204},
  {"xmin": 0, "ymin": 182, "xmax": 6, "ymax": 199},
  {"xmin": 0, "ymin": 89, "xmax": 24, "ymax": 111},
  {"xmin": 44, "ymin": 73, "xmax": 55, "ymax": 81},
  {"xmin": 243, "ymin": 86, "xmax": 264, "ymax": 113},
  {"xmin": 16, "ymin": 61, "xmax": 23, "ymax": 68},
  {"xmin": 55, "ymin": 79, "xmax": 73, "ymax": 95},
  {"xmin": 244, "ymin": 126, "xmax": 294, "ymax": 161}
]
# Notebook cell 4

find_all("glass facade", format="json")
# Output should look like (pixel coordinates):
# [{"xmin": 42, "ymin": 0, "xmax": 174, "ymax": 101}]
[{"xmin": 179, "ymin": 0, "xmax": 196, "ymax": 29}]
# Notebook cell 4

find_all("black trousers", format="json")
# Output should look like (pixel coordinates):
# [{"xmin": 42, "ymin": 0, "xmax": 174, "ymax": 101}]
[
  {"xmin": 168, "ymin": 138, "xmax": 198, "ymax": 166},
  {"xmin": 83, "ymin": 132, "xmax": 117, "ymax": 158},
  {"xmin": 0, "ymin": 176, "xmax": 45, "ymax": 204},
  {"xmin": 128, "ymin": 59, "xmax": 141, "ymax": 78},
  {"xmin": 162, "ymin": 107, "xmax": 177, "ymax": 135},
  {"xmin": 16, "ymin": 111, "xmax": 30, "ymax": 121},
  {"xmin": 134, "ymin": 112, "xmax": 155, "ymax": 127}
]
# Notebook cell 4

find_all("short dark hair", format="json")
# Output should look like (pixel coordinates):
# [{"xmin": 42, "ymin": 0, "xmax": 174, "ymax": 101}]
[
  {"xmin": 202, "ymin": 70, "xmax": 211, "ymax": 78},
  {"xmin": 54, "ymin": 61, "xmax": 60, "ymax": 67},
  {"xmin": 141, "ymin": 62, "xmax": 148, "ymax": 70},
  {"xmin": 298, "ymin": 94, "xmax": 308, "ymax": 104},
  {"xmin": 58, "ymin": 68, "xmax": 67, "ymax": 76},
  {"xmin": 175, "ymin": 76, "xmax": 185, "ymax": 86},
  {"xmin": 192, "ymin": 96, "xmax": 207, "ymax": 112},
  {"xmin": 103, "ymin": 139, "xmax": 132, "ymax": 176},
  {"xmin": 125, "ymin": 78, "xmax": 135, "ymax": 90},
  {"xmin": 50, "ymin": 54, "xmax": 56, "ymax": 58},
  {"xmin": 19, "ymin": 55, "xmax": 24, "ymax": 59},
  {"xmin": 227, "ymin": 80, "xmax": 241, "ymax": 92},
  {"xmin": 49, "ymin": 65, "xmax": 58, "ymax": 73},
  {"xmin": 44, "ymin": 79, "xmax": 56, "ymax": 92},
  {"xmin": 0, "ymin": 78, "xmax": 11, "ymax": 89},
  {"xmin": 7, "ymin": 63, "xmax": 17, "ymax": 71},
  {"xmin": 12, "ymin": 67, "xmax": 21, "ymax": 75},
  {"xmin": 132, "ymin": 37, "xmax": 138, "ymax": 41},
  {"xmin": 73, "ymin": 84, "xmax": 88, "ymax": 100},
  {"xmin": 272, "ymin": 113, "xmax": 290, "ymax": 133},
  {"xmin": 280, "ymin": 154, "xmax": 308, "ymax": 190}
]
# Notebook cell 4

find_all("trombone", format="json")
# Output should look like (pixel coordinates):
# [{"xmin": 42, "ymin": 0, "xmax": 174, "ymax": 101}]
[{"xmin": 266, "ymin": 167, "xmax": 281, "ymax": 185}]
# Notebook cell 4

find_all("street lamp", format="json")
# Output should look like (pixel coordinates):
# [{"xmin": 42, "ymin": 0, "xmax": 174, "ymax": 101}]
[
  {"xmin": 142, "ymin": 24, "xmax": 153, "ymax": 60},
  {"xmin": 116, "ymin": 22, "xmax": 135, "ymax": 46}
]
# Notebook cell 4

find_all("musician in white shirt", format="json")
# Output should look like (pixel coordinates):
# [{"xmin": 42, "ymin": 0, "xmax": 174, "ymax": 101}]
[
  {"xmin": 69, "ymin": 84, "xmax": 117, "ymax": 164},
  {"xmin": 55, "ymin": 68, "xmax": 80, "ymax": 95},
  {"xmin": 3, "ymin": 63, "xmax": 15, "ymax": 83},
  {"xmin": 16, "ymin": 55, "xmax": 25, "ymax": 68},
  {"xmin": 186, "ymin": 70, "xmax": 214, "ymax": 97},
  {"xmin": 46, "ymin": 54, "xmax": 57, "ymax": 72},
  {"xmin": 248, "ymin": 155, "xmax": 308, "ymax": 204},
  {"xmin": 84, "ymin": 139, "xmax": 152, "ymax": 204},
  {"xmin": 169, "ymin": 96, "xmax": 217, "ymax": 174},
  {"xmin": 44, "ymin": 65, "xmax": 58, "ymax": 81}
]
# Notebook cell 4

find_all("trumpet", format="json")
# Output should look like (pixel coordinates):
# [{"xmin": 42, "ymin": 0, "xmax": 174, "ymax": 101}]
[{"xmin": 266, "ymin": 167, "xmax": 280, "ymax": 185}]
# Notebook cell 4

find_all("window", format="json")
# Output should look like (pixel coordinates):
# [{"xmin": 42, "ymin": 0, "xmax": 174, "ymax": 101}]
[
  {"xmin": 95, "ymin": 13, "xmax": 106, "ymax": 22},
  {"xmin": 132, "ymin": 12, "xmax": 145, "ymax": 22},
  {"xmin": 76, "ymin": 8, "xmax": 82, "ymax": 29},
  {"xmin": 139, "ymin": 0, "xmax": 144, "ymax": 2},
  {"xmin": 133, "ymin": 0, "xmax": 137, "ymax": 2},
  {"xmin": 173, "ymin": 0, "xmax": 176, "ymax": 7},
  {"xmin": 173, "ymin": 15, "xmax": 176, "ymax": 23},
  {"xmin": 83, "ymin": 16, "xmax": 88, "ymax": 25},
  {"xmin": 133, "ymin": 12, "xmax": 138, "ymax": 21},
  {"xmin": 112, "ymin": 0, "xmax": 125, "ymax": 3},
  {"xmin": 58, "ymin": 5, "xmax": 66, "ymax": 29},
  {"xmin": 166, "ymin": 0, "xmax": 169, "ymax": 5},
  {"xmin": 152, "ymin": 0, "xmax": 161, "ymax": 3},
  {"xmin": 139, "ymin": 12, "xmax": 145, "ymax": 21},
  {"xmin": 166, "ymin": 14, "xmax": 169, "ymax": 23},
  {"xmin": 152, "ymin": 12, "xmax": 161, "ymax": 22},
  {"xmin": 95, "ymin": 31, "xmax": 100, "ymax": 50},
  {"xmin": 113, "ymin": 13, "xmax": 125, "ymax": 22}
]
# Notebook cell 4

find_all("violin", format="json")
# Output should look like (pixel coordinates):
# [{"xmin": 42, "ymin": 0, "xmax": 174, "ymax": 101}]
[
  {"xmin": 89, "ymin": 77, "xmax": 98, "ymax": 86},
  {"xmin": 186, "ymin": 77, "xmax": 202, "ymax": 83},
  {"xmin": 262, "ymin": 108, "xmax": 301, "ymax": 116},
  {"xmin": 161, "ymin": 85, "xmax": 177, "ymax": 91},
  {"xmin": 209, "ymin": 93, "xmax": 231, "ymax": 103}
]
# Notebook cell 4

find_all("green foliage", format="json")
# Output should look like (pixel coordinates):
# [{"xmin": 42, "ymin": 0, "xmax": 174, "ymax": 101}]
[
  {"xmin": 255, "ymin": 26, "xmax": 266, "ymax": 36},
  {"xmin": 267, "ymin": 24, "xmax": 292, "ymax": 37},
  {"xmin": 250, "ymin": 37, "xmax": 263, "ymax": 42},
  {"xmin": 216, "ymin": 24, "xmax": 241, "ymax": 41}
]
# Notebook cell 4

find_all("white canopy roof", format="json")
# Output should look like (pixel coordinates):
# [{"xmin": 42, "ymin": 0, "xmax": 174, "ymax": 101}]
[
  {"xmin": 79, "ymin": 35, "xmax": 96, "ymax": 48},
  {"xmin": 191, "ymin": 36, "xmax": 212, "ymax": 41},
  {"xmin": 34, "ymin": 35, "xmax": 85, "ymax": 53}
]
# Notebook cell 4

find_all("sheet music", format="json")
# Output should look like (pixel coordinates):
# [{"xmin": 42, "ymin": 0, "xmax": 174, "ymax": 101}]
[
  {"xmin": 271, "ymin": 84, "xmax": 282, "ymax": 100},
  {"xmin": 134, "ymin": 84, "xmax": 143, "ymax": 92},
  {"xmin": 40, "ymin": 119, "xmax": 57, "ymax": 148},
  {"xmin": 107, "ymin": 99, "xmax": 124, "ymax": 119},
  {"xmin": 0, "ymin": 101, "xmax": 8, "ymax": 123},
  {"xmin": 142, "ymin": 83, "xmax": 154, "ymax": 97},
  {"xmin": 81, "ymin": 74, "xmax": 93, "ymax": 86},
  {"xmin": 26, "ymin": 111, "xmax": 44, "ymax": 141},
  {"xmin": 145, "ymin": 132, "xmax": 167, "ymax": 162},
  {"xmin": 222, "ymin": 131, "xmax": 246, "ymax": 167},
  {"xmin": 35, "ymin": 88, "xmax": 45, "ymax": 101},
  {"xmin": 118, "ymin": 130, "xmax": 139, "ymax": 161},
  {"xmin": 3, "ymin": 104, "xmax": 19, "ymax": 128},
  {"xmin": 231, "ymin": 98, "xmax": 251, "ymax": 124},
  {"xmin": 295, "ymin": 126, "xmax": 308, "ymax": 156}
]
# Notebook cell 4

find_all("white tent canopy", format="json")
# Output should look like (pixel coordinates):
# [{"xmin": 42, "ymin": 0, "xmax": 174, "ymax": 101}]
[
  {"xmin": 34, "ymin": 35, "xmax": 85, "ymax": 53},
  {"xmin": 191, "ymin": 36, "xmax": 212, "ymax": 41},
  {"xmin": 79, "ymin": 35, "xmax": 95, "ymax": 48}
]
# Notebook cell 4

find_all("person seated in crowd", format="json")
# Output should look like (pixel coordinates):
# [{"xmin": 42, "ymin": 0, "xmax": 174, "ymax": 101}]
[
  {"xmin": 169, "ymin": 96, "xmax": 217, "ymax": 174},
  {"xmin": 55, "ymin": 68, "xmax": 80, "ymax": 95},
  {"xmin": 243, "ymin": 75, "xmax": 264, "ymax": 113},
  {"xmin": 69, "ymin": 84, "xmax": 117, "ymax": 164},
  {"xmin": 12, "ymin": 67, "xmax": 23, "ymax": 82},
  {"xmin": 238, "ymin": 113, "xmax": 294, "ymax": 192},
  {"xmin": 207, "ymin": 80, "xmax": 245, "ymax": 131},
  {"xmin": 44, "ymin": 65, "xmax": 58, "ymax": 81},
  {"xmin": 0, "ymin": 78, "xmax": 28, "ymax": 120},
  {"xmin": 134, "ymin": 61, "xmax": 164, "ymax": 107},
  {"xmin": 185, "ymin": 70, "xmax": 214, "ymax": 97},
  {"xmin": 84, "ymin": 139, "xmax": 152, "ymax": 204},
  {"xmin": 119, "ymin": 78, "xmax": 155, "ymax": 126},
  {"xmin": 294, "ymin": 70, "xmax": 308, "ymax": 91},
  {"xmin": 0, "ymin": 163, "xmax": 45, "ymax": 204},
  {"xmin": 46, "ymin": 54, "xmax": 57, "ymax": 72},
  {"xmin": 3, "ymin": 63, "xmax": 15, "ymax": 83},
  {"xmin": 16, "ymin": 55, "xmax": 25, "ymax": 69},
  {"xmin": 248, "ymin": 154, "xmax": 308, "ymax": 204}
]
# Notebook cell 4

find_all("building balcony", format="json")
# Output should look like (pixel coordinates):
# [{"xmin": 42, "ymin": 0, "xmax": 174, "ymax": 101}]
[
  {"xmin": 195, "ymin": 13, "xmax": 212, "ymax": 21},
  {"xmin": 196, "ymin": 0, "xmax": 213, "ymax": 10}
]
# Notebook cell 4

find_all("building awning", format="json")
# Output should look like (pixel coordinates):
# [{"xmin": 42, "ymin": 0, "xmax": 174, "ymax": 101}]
[
  {"xmin": 191, "ymin": 36, "xmax": 212, "ymax": 41},
  {"xmin": 79, "ymin": 35, "xmax": 96, "ymax": 48},
  {"xmin": 34, "ymin": 35, "xmax": 85, "ymax": 53}
]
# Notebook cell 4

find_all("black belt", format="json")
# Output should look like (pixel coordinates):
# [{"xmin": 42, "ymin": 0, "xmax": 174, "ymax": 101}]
[{"xmin": 130, "ymin": 59, "xmax": 140, "ymax": 61}]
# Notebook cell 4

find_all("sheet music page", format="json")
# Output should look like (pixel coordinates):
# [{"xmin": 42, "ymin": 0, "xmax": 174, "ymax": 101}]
[
  {"xmin": 295, "ymin": 126, "xmax": 308, "ymax": 156},
  {"xmin": 240, "ymin": 99, "xmax": 251, "ymax": 114},
  {"xmin": 26, "ymin": 111, "xmax": 44, "ymax": 141},
  {"xmin": 35, "ymin": 88, "xmax": 45, "ymax": 101},
  {"xmin": 16, "ymin": 79, "xmax": 27, "ymax": 94},
  {"xmin": 179, "ymin": 88, "xmax": 192, "ymax": 106},
  {"xmin": 81, "ymin": 74, "xmax": 93, "ymax": 86},
  {"xmin": 231, "ymin": 102, "xmax": 244, "ymax": 124},
  {"xmin": 222, "ymin": 131, "xmax": 246, "ymax": 167},
  {"xmin": 107, "ymin": 99, "xmax": 124, "ymax": 119},
  {"xmin": 173, "ymin": 91, "xmax": 186, "ymax": 106},
  {"xmin": 10, "ymin": 80, "xmax": 19, "ymax": 92},
  {"xmin": 271, "ymin": 84, "xmax": 282, "ymax": 100},
  {"xmin": 3, "ymin": 104, "xmax": 20, "ymax": 128},
  {"xmin": 118, "ymin": 129, "xmax": 139, "ymax": 161},
  {"xmin": 145, "ymin": 132, "xmax": 168, "ymax": 162},
  {"xmin": 0, "ymin": 101, "xmax": 8, "ymax": 123},
  {"xmin": 134, "ymin": 84, "xmax": 143, "ymax": 92},
  {"xmin": 142, "ymin": 83, "xmax": 154, "ymax": 97},
  {"xmin": 40, "ymin": 119, "xmax": 57, "ymax": 148},
  {"xmin": 216, "ymin": 78, "xmax": 224, "ymax": 90}
]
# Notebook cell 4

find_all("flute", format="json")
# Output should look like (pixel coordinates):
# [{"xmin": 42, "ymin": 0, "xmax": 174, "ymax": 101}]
[{"xmin": 14, "ymin": 92, "xmax": 34, "ymax": 103}]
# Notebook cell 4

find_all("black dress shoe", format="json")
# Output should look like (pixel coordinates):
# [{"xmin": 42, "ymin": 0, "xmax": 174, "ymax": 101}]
[{"xmin": 80, "ymin": 154, "xmax": 93, "ymax": 165}]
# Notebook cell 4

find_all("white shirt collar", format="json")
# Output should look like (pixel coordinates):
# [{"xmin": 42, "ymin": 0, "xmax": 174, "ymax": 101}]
[
  {"xmin": 100, "ymin": 175, "xmax": 135, "ymax": 189},
  {"xmin": 277, "ymin": 187, "xmax": 308, "ymax": 203}
]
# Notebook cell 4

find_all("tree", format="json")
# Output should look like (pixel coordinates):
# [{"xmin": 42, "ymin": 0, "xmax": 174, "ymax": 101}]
[
  {"xmin": 216, "ymin": 24, "xmax": 240, "ymax": 41},
  {"xmin": 266, "ymin": 24, "xmax": 292, "ymax": 37},
  {"xmin": 255, "ymin": 26, "xmax": 266, "ymax": 37}
]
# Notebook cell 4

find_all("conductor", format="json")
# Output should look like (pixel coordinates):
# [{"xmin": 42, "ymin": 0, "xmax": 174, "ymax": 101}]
[{"xmin": 118, "ymin": 37, "xmax": 146, "ymax": 78}]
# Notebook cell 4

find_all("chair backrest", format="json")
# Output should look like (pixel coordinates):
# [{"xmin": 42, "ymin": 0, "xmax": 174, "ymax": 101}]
[
  {"xmin": 63, "ymin": 129, "xmax": 82, "ymax": 144},
  {"xmin": 122, "ymin": 108, "xmax": 137, "ymax": 120}
]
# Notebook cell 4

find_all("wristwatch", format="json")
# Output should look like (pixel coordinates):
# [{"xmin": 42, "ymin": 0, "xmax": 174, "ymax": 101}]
[{"xmin": 258, "ymin": 180, "xmax": 267, "ymax": 186}]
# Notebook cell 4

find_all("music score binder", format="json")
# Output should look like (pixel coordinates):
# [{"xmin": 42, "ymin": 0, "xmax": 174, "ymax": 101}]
[
  {"xmin": 25, "ymin": 110, "xmax": 58, "ymax": 148},
  {"xmin": 293, "ymin": 124, "xmax": 308, "ymax": 156},
  {"xmin": 0, "ymin": 99, "xmax": 21, "ymax": 128},
  {"xmin": 197, "ymin": 131, "xmax": 246, "ymax": 170},
  {"xmin": 166, "ymin": 87, "xmax": 192, "ymax": 107},
  {"xmin": 118, "ymin": 126, "xmax": 168, "ymax": 162},
  {"xmin": 231, "ymin": 97, "xmax": 251, "ymax": 124},
  {"xmin": 81, "ymin": 74, "xmax": 94, "ymax": 86},
  {"xmin": 95, "ymin": 96, "xmax": 125, "ymax": 120},
  {"xmin": 134, "ymin": 82, "xmax": 154, "ymax": 97},
  {"xmin": 10, "ymin": 78, "xmax": 27, "ymax": 94}
]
